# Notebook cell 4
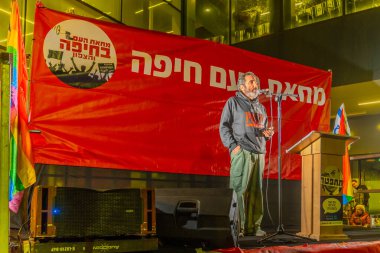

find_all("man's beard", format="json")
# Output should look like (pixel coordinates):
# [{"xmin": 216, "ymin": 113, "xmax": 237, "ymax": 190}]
[{"xmin": 245, "ymin": 90, "xmax": 259, "ymax": 100}]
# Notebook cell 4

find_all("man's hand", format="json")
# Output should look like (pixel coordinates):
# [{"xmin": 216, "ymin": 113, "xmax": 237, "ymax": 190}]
[
  {"xmin": 262, "ymin": 127, "xmax": 274, "ymax": 138},
  {"xmin": 232, "ymin": 145, "xmax": 241, "ymax": 155}
]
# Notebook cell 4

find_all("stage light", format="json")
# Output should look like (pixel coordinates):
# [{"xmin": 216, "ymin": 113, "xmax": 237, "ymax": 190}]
[
  {"xmin": 95, "ymin": 12, "xmax": 112, "ymax": 20},
  {"xmin": 135, "ymin": 2, "xmax": 167, "ymax": 14},
  {"xmin": 347, "ymin": 112, "xmax": 367, "ymax": 117},
  {"xmin": 52, "ymin": 208, "xmax": 61, "ymax": 215},
  {"xmin": 330, "ymin": 111, "xmax": 367, "ymax": 119},
  {"xmin": 0, "ymin": 8, "xmax": 34, "ymax": 24},
  {"xmin": 358, "ymin": 100, "xmax": 380, "ymax": 106}
]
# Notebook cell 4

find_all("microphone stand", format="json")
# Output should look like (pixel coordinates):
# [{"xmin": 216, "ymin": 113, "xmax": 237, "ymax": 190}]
[{"xmin": 258, "ymin": 92, "xmax": 313, "ymax": 243}]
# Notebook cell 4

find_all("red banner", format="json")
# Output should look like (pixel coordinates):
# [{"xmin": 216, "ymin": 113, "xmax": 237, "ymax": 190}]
[{"xmin": 29, "ymin": 7, "xmax": 331, "ymax": 179}]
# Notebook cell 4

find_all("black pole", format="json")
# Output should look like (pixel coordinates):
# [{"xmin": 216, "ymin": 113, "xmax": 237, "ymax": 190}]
[
  {"xmin": 277, "ymin": 94, "xmax": 283, "ymax": 231},
  {"xmin": 259, "ymin": 92, "xmax": 312, "ymax": 243}
]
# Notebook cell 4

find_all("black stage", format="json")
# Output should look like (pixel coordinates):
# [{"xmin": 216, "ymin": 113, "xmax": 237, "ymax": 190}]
[
  {"xmin": 238, "ymin": 226, "xmax": 380, "ymax": 249},
  {"xmin": 155, "ymin": 226, "xmax": 380, "ymax": 252},
  {"xmin": 148, "ymin": 227, "xmax": 380, "ymax": 252},
  {"xmin": 10, "ymin": 226, "xmax": 380, "ymax": 253}
]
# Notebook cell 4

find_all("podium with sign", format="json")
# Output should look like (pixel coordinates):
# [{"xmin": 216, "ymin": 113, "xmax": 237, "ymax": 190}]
[{"xmin": 287, "ymin": 131, "xmax": 359, "ymax": 241}]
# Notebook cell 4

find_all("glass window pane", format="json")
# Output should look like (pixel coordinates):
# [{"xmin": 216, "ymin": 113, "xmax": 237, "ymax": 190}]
[
  {"xmin": 21, "ymin": 0, "xmax": 122, "ymax": 55},
  {"xmin": 152, "ymin": 0, "xmax": 181, "ymax": 34},
  {"xmin": 122, "ymin": 0, "xmax": 181, "ymax": 35},
  {"xmin": 284, "ymin": 0, "xmax": 343, "ymax": 30},
  {"xmin": 37, "ymin": 0, "xmax": 120, "ymax": 22},
  {"xmin": 0, "ymin": 0, "xmax": 10, "ymax": 49},
  {"xmin": 186, "ymin": 0, "xmax": 230, "ymax": 44},
  {"xmin": 81, "ymin": 0, "xmax": 122, "ymax": 21},
  {"xmin": 121, "ymin": 1, "xmax": 146, "ymax": 29},
  {"xmin": 232, "ymin": 0, "xmax": 274, "ymax": 43},
  {"xmin": 350, "ymin": 156, "xmax": 380, "ymax": 214},
  {"xmin": 0, "ymin": 0, "xmax": 33, "ymax": 60},
  {"xmin": 346, "ymin": 0, "xmax": 380, "ymax": 14}
]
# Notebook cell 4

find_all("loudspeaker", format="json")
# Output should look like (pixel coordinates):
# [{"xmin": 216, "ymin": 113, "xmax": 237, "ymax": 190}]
[
  {"xmin": 155, "ymin": 188, "xmax": 238, "ymax": 249},
  {"xmin": 30, "ymin": 186, "xmax": 156, "ymax": 239}
]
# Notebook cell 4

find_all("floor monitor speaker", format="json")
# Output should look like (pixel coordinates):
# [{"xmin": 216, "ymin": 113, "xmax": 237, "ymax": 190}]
[
  {"xmin": 155, "ymin": 188, "xmax": 238, "ymax": 249},
  {"xmin": 30, "ymin": 186, "xmax": 156, "ymax": 239}
]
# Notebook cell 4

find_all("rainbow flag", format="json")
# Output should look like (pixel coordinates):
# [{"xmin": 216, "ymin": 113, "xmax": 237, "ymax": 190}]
[
  {"xmin": 7, "ymin": 0, "xmax": 36, "ymax": 213},
  {"xmin": 333, "ymin": 103, "xmax": 352, "ymax": 204}
]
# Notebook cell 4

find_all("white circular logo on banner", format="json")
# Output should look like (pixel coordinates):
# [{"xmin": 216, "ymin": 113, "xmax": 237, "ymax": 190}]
[{"xmin": 43, "ymin": 19, "xmax": 117, "ymax": 89}]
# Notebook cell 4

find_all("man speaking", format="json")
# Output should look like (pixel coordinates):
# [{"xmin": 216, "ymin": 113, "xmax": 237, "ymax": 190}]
[{"xmin": 219, "ymin": 72, "xmax": 273, "ymax": 237}]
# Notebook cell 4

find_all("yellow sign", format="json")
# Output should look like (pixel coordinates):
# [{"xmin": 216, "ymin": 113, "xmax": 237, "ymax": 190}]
[{"xmin": 322, "ymin": 197, "xmax": 341, "ymax": 214}]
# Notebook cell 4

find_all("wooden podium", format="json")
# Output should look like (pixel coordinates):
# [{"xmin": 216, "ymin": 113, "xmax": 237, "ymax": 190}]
[{"xmin": 287, "ymin": 131, "xmax": 359, "ymax": 241}]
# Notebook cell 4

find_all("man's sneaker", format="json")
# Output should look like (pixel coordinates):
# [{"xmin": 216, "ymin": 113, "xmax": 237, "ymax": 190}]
[
  {"xmin": 238, "ymin": 229, "xmax": 245, "ymax": 238},
  {"xmin": 255, "ymin": 228, "xmax": 266, "ymax": 237}
]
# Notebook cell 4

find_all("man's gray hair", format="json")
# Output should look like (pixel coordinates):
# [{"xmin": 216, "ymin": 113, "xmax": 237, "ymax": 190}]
[{"xmin": 238, "ymin": 72, "xmax": 260, "ymax": 89}]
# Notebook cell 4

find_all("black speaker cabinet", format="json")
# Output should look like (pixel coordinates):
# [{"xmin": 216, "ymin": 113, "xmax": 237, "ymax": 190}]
[
  {"xmin": 155, "ymin": 188, "xmax": 238, "ymax": 249},
  {"xmin": 30, "ymin": 186, "xmax": 156, "ymax": 239}
]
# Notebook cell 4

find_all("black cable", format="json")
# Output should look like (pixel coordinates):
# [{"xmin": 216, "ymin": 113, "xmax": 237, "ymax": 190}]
[
  {"xmin": 17, "ymin": 217, "xmax": 31, "ymax": 248},
  {"xmin": 264, "ymin": 93, "xmax": 275, "ymax": 226}
]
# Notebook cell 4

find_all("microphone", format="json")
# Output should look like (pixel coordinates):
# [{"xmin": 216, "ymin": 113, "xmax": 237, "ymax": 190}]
[{"xmin": 258, "ymin": 89, "xmax": 270, "ymax": 95}]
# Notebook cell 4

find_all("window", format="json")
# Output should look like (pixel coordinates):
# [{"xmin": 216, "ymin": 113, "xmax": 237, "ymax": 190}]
[
  {"xmin": 232, "ymin": 0, "xmax": 274, "ymax": 43},
  {"xmin": 123, "ymin": 0, "xmax": 182, "ymax": 35},
  {"xmin": 346, "ymin": 0, "xmax": 380, "ymax": 14},
  {"xmin": 80, "ymin": 0, "xmax": 122, "ymax": 21},
  {"xmin": 0, "ymin": 1, "xmax": 30, "ymax": 49},
  {"xmin": 350, "ymin": 154, "xmax": 380, "ymax": 213},
  {"xmin": 186, "ymin": 0, "xmax": 230, "ymax": 44},
  {"xmin": 0, "ymin": 1, "xmax": 11, "ymax": 49},
  {"xmin": 2, "ymin": 0, "xmax": 182, "ymax": 55},
  {"xmin": 284, "ymin": 0, "xmax": 343, "ymax": 29}
]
